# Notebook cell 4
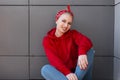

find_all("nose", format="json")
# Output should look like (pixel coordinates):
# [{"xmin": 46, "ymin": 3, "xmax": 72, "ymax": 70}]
[{"xmin": 64, "ymin": 23, "xmax": 68, "ymax": 27}]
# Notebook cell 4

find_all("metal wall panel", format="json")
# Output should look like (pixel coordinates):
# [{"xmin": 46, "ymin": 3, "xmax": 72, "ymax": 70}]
[
  {"xmin": 93, "ymin": 57, "xmax": 113, "ymax": 80},
  {"xmin": 0, "ymin": 57, "xmax": 28, "ymax": 79},
  {"xmin": 114, "ymin": 58, "xmax": 120, "ymax": 80},
  {"xmin": 0, "ymin": 6, "xmax": 28, "ymax": 55},
  {"xmin": 30, "ymin": 0, "xmax": 114, "ymax": 5},
  {"xmin": 114, "ymin": 1, "xmax": 120, "ymax": 80},
  {"xmin": 30, "ymin": 6, "xmax": 58, "ymax": 56},
  {"xmin": 72, "ymin": 6, "xmax": 114, "ymax": 56},
  {"xmin": 114, "ymin": 3, "xmax": 120, "ymax": 58},
  {"xmin": 0, "ymin": 0, "xmax": 28, "ymax": 5},
  {"xmin": 30, "ymin": 57, "xmax": 49, "ymax": 79}
]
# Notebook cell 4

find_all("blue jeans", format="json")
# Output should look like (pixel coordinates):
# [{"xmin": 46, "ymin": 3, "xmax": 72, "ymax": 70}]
[{"xmin": 41, "ymin": 49, "xmax": 95, "ymax": 80}]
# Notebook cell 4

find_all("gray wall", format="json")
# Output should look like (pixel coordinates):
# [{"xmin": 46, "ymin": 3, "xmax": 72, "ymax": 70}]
[
  {"xmin": 0, "ymin": 0, "xmax": 114, "ymax": 80},
  {"xmin": 114, "ymin": 0, "xmax": 120, "ymax": 80}
]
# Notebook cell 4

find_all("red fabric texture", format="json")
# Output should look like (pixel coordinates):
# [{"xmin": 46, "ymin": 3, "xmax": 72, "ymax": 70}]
[{"xmin": 42, "ymin": 28, "xmax": 93, "ymax": 75}]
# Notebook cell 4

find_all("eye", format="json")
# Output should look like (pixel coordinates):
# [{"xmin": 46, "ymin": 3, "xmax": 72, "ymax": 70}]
[
  {"xmin": 62, "ymin": 20, "xmax": 66, "ymax": 23},
  {"xmin": 68, "ymin": 22, "xmax": 72, "ymax": 25}
]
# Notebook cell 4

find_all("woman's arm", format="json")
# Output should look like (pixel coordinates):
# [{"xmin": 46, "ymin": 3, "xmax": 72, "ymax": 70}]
[
  {"xmin": 72, "ymin": 30, "xmax": 93, "ymax": 70},
  {"xmin": 72, "ymin": 30, "xmax": 93, "ymax": 55}
]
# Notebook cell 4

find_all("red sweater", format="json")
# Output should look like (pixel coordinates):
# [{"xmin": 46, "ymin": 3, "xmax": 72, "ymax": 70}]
[{"xmin": 43, "ymin": 28, "xmax": 93, "ymax": 75}]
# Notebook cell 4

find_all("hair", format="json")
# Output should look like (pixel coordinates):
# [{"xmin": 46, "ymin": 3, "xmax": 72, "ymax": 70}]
[
  {"xmin": 64, "ymin": 12, "xmax": 73, "ymax": 17},
  {"xmin": 62, "ymin": 12, "xmax": 74, "ymax": 20}
]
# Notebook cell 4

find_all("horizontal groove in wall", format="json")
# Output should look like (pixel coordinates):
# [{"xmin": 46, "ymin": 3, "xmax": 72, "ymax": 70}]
[
  {"xmin": 95, "ymin": 55, "xmax": 114, "ymax": 57},
  {"xmin": 0, "ymin": 55, "xmax": 114, "ymax": 57},
  {"xmin": 31, "ymin": 55, "xmax": 114, "ymax": 57},
  {"xmin": 0, "ymin": 4, "xmax": 114, "ymax": 6},
  {"xmin": 29, "ymin": 4, "xmax": 114, "ymax": 6},
  {"xmin": 0, "ymin": 55, "xmax": 115, "ymax": 57},
  {"xmin": 0, "ymin": 4, "xmax": 28, "ymax": 6},
  {"xmin": 0, "ymin": 55, "xmax": 30, "ymax": 57},
  {"xmin": 0, "ymin": 55, "xmax": 46, "ymax": 57}
]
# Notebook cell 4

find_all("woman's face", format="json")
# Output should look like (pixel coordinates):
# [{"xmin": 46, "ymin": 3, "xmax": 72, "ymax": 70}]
[{"xmin": 56, "ymin": 13, "xmax": 73, "ymax": 34}]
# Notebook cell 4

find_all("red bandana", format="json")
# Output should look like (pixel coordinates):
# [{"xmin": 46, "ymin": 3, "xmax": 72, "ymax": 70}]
[{"xmin": 55, "ymin": 5, "xmax": 74, "ymax": 21}]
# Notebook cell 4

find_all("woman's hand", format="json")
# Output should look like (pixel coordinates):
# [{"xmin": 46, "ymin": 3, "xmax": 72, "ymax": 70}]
[
  {"xmin": 66, "ymin": 73, "xmax": 78, "ymax": 80},
  {"xmin": 78, "ymin": 55, "xmax": 88, "ymax": 70}
]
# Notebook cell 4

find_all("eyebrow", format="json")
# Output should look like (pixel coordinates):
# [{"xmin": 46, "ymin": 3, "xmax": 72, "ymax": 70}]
[{"xmin": 62, "ymin": 18, "xmax": 72, "ymax": 23}]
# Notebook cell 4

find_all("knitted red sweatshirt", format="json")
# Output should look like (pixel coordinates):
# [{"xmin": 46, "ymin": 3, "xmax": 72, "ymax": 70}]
[{"xmin": 43, "ymin": 28, "xmax": 93, "ymax": 75}]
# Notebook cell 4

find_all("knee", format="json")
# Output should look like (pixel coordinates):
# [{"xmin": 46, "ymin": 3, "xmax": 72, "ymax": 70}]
[
  {"xmin": 90, "ymin": 48, "xmax": 95, "ymax": 54},
  {"xmin": 41, "ymin": 64, "xmax": 51, "ymax": 76}
]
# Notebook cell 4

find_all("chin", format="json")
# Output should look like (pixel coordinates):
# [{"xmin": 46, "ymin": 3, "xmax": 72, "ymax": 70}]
[
  {"xmin": 60, "ymin": 29, "xmax": 68, "ymax": 33},
  {"xmin": 62, "ymin": 30, "xmax": 66, "ymax": 32},
  {"xmin": 63, "ymin": 31, "xmax": 68, "ymax": 34}
]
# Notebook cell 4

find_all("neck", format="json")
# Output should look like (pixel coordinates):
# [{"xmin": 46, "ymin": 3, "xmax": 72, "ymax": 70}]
[{"xmin": 55, "ymin": 30, "xmax": 63, "ymax": 37}]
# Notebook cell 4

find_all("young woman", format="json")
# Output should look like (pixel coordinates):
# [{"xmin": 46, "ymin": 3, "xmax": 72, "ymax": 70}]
[{"xmin": 41, "ymin": 5, "xmax": 94, "ymax": 80}]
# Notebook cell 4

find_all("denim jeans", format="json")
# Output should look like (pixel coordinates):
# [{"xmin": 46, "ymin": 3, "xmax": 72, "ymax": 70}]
[{"xmin": 41, "ymin": 49, "xmax": 95, "ymax": 80}]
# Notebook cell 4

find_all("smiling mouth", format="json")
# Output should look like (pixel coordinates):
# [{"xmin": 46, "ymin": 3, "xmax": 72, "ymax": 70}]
[{"xmin": 62, "ymin": 28, "xmax": 67, "ymax": 31}]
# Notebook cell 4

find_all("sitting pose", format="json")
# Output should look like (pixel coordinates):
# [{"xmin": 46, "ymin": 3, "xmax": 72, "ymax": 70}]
[{"xmin": 41, "ymin": 5, "xmax": 94, "ymax": 80}]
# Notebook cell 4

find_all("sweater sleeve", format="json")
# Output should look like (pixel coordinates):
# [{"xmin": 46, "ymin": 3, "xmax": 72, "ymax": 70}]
[
  {"xmin": 42, "ymin": 36, "xmax": 71, "ymax": 75},
  {"xmin": 72, "ymin": 30, "xmax": 93, "ymax": 55}
]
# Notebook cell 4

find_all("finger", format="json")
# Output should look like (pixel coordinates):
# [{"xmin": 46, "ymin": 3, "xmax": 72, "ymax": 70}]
[
  {"xmin": 81, "ymin": 62, "xmax": 86, "ymax": 70},
  {"xmin": 72, "ymin": 74, "xmax": 76, "ymax": 80},
  {"xmin": 79, "ymin": 63, "xmax": 82, "ymax": 70},
  {"xmin": 66, "ymin": 74, "xmax": 72, "ymax": 80},
  {"xmin": 70, "ymin": 74, "xmax": 76, "ymax": 80},
  {"xmin": 83, "ymin": 59, "xmax": 87, "ymax": 68},
  {"xmin": 72, "ymin": 74, "xmax": 77, "ymax": 80},
  {"xmin": 84, "ymin": 57, "xmax": 88, "ymax": 69},
  {"xmin": 84, "ymin": 56, "xmax": 88, "ymax": 65},
  {"xmin": 69, "ymin": 77, "xmax": 72, "ymax": 80},
  {"xmin": 78, "ymin": 60, "xmax": 83, "ymax": 70},
  {"xmin": 81, "ymin": 57, "xmax": 87, "ymax": 70},
  {"xmin": 83, "ymin": 63, "xmax": 87, "ymax": 70},
  {"xmin": 69, "ymin": 76, "xmax": 73, "ymax": 80},
  {"xmin": 83, "ymin": 60, "xmax": 88, "ymax": 69},
  {"xmin": 80, "ymin": 59, "xmax": 85, "ymax": 70},
  {"xmin": 69, "ymin": 75, "xmax": 73, "ymax": 80},
  {"xmin": 82, "ymin": 56, "xmax": 88, "ymax": 69},
  {"xmin": 73, "ymin": 74, "xmax": 78, "ymax": 80},
  {"xmin": 68, "ymin": 76, "xmax": 72, "ymax": 80},
  {"xmin": 80, "ymin": 61, "xmax": 84, "ymax": 70},
  {"xmin": 70, "ymin": 74, "xmax": 74, "ymax": 80}
]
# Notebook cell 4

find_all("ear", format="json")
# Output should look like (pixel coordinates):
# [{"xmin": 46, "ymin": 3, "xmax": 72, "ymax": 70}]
[{"xmin": 56, "ymin": 20, "xmax": 58, "ymax": 24}]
